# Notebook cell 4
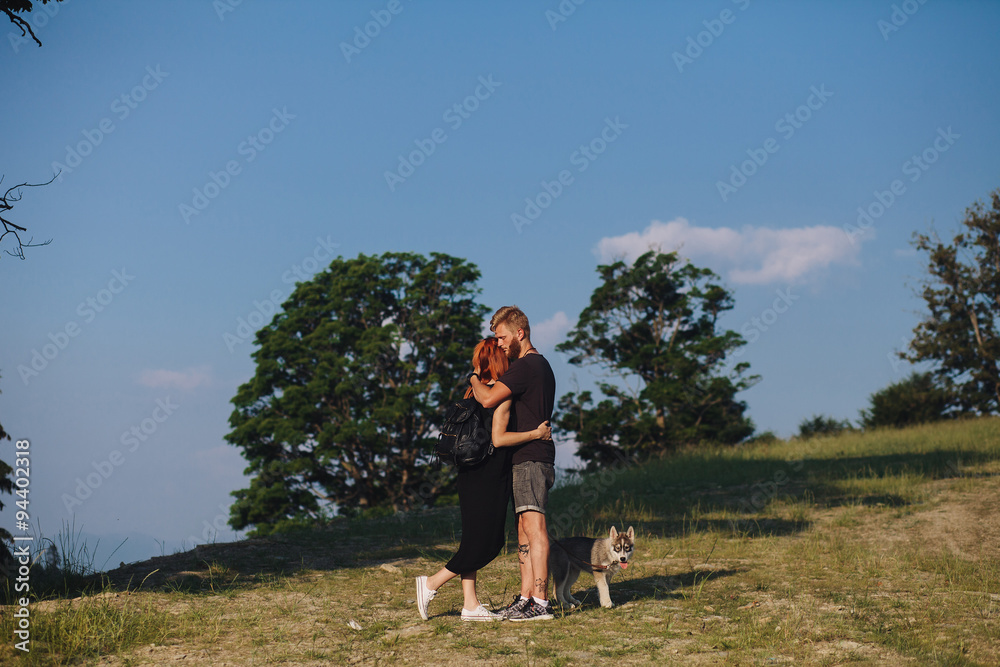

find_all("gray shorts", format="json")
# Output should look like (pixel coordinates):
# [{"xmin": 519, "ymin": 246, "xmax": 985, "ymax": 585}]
[{"xmin": 513, "ymin": 461, "xmax": 555, "ymax": 514}]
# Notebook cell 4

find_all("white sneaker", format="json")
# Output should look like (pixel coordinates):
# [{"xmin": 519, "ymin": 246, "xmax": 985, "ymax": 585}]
[
  {"xmin": 415, "ymin": 576, "xmax": 436, "ymax": 621},
  {"xmin": 461, "ymin": 604, "xmax": 503, "ymax": 622}
]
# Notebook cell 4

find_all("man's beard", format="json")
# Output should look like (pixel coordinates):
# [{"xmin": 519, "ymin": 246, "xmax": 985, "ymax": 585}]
[{"xmin": 507, "ymin": 338, "xmax": 522, "ymax": 360}]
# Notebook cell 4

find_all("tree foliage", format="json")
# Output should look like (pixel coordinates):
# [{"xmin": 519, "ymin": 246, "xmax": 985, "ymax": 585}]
[
  {"xmin": 859, "ymin": 371, "xmax": 955, "ymax": 430},
  {"xmin": 555, "ymin": 250, "xmax": 756, "ymax": 470},
  {"xmin": 796, "ymin": 414, "xmax": 852, "ymax": 440},
  {"xmin": 904, "ymin": 188, "xmax": 1000, "ymax": 415},
  {"xmin": 225, "ymin": 252, "xmax": 487, "ymax": 535}
]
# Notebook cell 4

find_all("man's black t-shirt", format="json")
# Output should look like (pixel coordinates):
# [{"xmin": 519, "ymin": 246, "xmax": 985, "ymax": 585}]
[{"xmin": 498, "ymin": 353, "xmax": 556, "ymax": 465}]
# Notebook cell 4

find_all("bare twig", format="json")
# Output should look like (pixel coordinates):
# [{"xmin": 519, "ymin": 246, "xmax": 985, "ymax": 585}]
[{"xmin": 0, "ymin": 172, "xmax": 58, "ymax": 259}]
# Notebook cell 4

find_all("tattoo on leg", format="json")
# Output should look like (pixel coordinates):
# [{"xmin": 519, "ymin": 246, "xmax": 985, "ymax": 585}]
[
  {"xmin": 534, "ymin": 577, "xmax": 545, "ymax": 595},
  {"xmin": 518, "ymin": 543, "xmax": 529, "ymax": 564}
]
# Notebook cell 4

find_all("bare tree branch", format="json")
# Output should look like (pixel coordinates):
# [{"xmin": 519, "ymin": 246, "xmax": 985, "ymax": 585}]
[
  {"xmin": 0, "ymin": 172, "xmax": 57, "ymax": 260},
  {"xmin": 2, "ymin": 6, "xmax": 41, "ymax": 47}
]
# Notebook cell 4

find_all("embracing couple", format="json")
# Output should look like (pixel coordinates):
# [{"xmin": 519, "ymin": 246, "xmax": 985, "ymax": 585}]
[{"xmin": 416, "ymin": 305, "xmax": 557, "ymax": 622}]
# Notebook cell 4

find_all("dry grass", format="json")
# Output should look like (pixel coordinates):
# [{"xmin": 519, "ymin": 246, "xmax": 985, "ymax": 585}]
[{"xmin": 2, "ymin": 417, "xmax": 998, "ymax": 665}]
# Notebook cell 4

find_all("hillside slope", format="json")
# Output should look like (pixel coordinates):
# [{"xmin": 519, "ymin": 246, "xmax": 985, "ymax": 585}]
[{"xmin": 4, "ymin": 417, "xmax": 998, "ymax": 665}]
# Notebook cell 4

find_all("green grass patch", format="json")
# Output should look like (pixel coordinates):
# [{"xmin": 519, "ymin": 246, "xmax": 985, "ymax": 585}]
[{"xmin": 0, "ymin": 590, "xmax": 173, "ymax": 665}]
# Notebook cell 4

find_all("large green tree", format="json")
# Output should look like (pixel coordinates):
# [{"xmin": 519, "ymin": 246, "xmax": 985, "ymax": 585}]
[
  {"xmin": 903, "ymin": 188, "xmax": 1000, "ymax": 415},
  {"xmin": 555, "ymin": 250, "xmax": 757, "ymax": 469},
  {"xmin": 226, "ymin": 252, "xmax": 487, "ymax": 535}
]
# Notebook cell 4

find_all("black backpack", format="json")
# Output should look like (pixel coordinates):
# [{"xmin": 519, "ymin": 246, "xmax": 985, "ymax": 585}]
[{"xmin": 436, "ymin": 397, "xmax": 493, "ymax": 467}]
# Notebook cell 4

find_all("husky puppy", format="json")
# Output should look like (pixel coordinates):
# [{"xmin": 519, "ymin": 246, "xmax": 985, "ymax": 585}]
[{"xmin": 549, "ymin": 525, "xmax": 635, "ymax": 609}]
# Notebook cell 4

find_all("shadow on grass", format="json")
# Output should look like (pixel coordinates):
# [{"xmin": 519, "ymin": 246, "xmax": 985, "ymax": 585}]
[
  {"xmin": 545, "ymin": 448, "xmax": 995, "ymax": 539},
  {"xmin": 82, "ymin": 507, "xmax": 470, "ymax": 595},
  {"xmin": 553, "ymin": 568, "xmax": 744, "ymax": 611},
  {"xmin": 54, "ymin": 438, "xmax": 999, "ymax": 597}
]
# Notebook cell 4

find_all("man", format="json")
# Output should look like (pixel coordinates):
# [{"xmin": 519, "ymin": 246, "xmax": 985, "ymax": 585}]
[{"xmin": 470, "ymin": 305, "xmax": 557, "ymax": 621}]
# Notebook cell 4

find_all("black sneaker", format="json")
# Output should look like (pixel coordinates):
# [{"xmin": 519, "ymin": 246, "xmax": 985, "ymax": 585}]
[
  {"xmin": 497, "ymin": 594, "xmax": 529, "ymax": 619},
  {"xmin": 508, "ymin": 598, "xmax": 554, "ymax": 622}
]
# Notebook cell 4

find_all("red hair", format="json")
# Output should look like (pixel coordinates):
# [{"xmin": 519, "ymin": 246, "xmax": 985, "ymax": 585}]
[{"xmin": 464, "ymin": 337, "xmax": 508, "ymax": 398}]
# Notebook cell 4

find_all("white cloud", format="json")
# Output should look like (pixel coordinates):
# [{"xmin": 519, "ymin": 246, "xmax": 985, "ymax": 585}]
[
  {"xmin": 138, "ymin": 366, "xmax": 212, "ymax": 390},
  {"xmin": 596, "ymin": 217, "xmax": 863, "ymax": 285},
  {"xmin": 530, "ymin": 311, "xmax": 573, "ymax": 354}
]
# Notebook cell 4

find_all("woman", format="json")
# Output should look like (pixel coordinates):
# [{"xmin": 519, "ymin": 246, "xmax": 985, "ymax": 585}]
[{"xmin": 415, "ymin": 337, "xmax": 552, "ymax": 621}]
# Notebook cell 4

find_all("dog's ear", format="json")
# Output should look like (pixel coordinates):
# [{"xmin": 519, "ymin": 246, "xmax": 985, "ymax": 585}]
[
  {"xmin": 609, "ymin": 526, "xmax": 618, "ymax": 540},
  {"xmin": 627, "ymin": 526, "xmax": 635, "ymax": 540}
]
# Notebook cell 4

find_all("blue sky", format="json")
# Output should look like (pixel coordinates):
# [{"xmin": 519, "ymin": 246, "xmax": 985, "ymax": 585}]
[{"xmin": 2, "ymin": 0, "xmax": 998, "ymax": 566}]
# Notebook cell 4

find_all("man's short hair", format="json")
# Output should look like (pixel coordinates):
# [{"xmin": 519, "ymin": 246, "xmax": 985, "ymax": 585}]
[{"xmin": 491, "ymin": 305, "xmax": 530, "ymax": 338}]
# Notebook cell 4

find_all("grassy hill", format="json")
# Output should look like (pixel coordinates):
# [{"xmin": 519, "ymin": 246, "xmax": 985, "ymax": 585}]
[{"xmin": 3, "ymin": 417, "xmax": 999, "ymax": 665}]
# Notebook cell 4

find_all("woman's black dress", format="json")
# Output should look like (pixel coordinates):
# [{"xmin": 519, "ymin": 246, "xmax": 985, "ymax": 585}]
[{"xmin": 445, "ymin": 405, "xmax": 514, "ymax": 574}]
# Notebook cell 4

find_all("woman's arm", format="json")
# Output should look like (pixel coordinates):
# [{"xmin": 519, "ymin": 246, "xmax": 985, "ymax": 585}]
[{"xmin": 491, "ymin": 399, "xmax": 552, "ymax": 447}]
